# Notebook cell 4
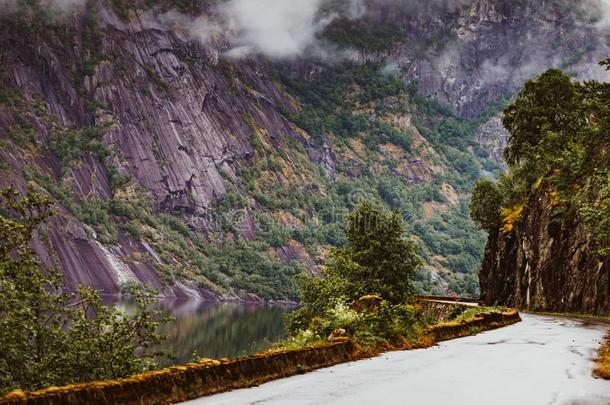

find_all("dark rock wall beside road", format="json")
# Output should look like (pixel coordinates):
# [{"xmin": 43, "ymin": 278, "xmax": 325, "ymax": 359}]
[{"xmin": 480, "ymin": 190, "xmax": 610, "ymax": 314}]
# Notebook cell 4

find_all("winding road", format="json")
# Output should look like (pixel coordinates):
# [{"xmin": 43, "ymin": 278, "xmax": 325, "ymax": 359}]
[{"xmin": 184, "ymin": 314, "xmax": 610, "ymax": 405}]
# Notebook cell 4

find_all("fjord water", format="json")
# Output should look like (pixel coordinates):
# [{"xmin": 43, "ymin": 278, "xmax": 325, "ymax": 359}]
[{"xmin": 116, "ymin": 299, "xmax": 292, "ymax": 366}]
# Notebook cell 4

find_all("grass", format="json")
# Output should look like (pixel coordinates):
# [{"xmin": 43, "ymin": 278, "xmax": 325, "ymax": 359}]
[
  {"xmin": 452, "ymin": 306, "xmax": 512, "ymax": 322},
  {"xmin": 595, "ymin": 335, "xmax": 610, "ymax": 379}
]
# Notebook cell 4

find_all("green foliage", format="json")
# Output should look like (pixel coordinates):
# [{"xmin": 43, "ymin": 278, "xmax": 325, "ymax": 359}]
[
  {"xmin": 80, "ymin": 8, "xmax": 109, "ymax": 80},
  {"xmin": 503, "ymin": 69, "xmax": 586, "ymax": 168},
  {"xmin": 0, "ymin": 187, "xmax": 168, "ymax": 395},
  {"xmin": 217, "ymin": 240, "xmax": 302, "ymax": 300},
  {"xmin": 8, "ymin": 123, "xmax": 37, "ymax": 148},
  {"xmin": 23, "ymin": 167, "xmax": 119, "ymax": 244},
  {"xmin": 286, "ymin": 203, "xmax": 422, "ymax": 343},
  {"xmin": 470, "ymin": 179, "xmax": 503, "ymax": 232},
  {"xmin": 577, "ymin": 171, "xmax": 610, "ymax": 255},
  {"xmin": 324, "ymin": 19, "xmax": 404, "ymax": 51},
  {"xmin": 0, "ymin": 86, "xmax": 22, "ymax": 106},
  {"xmin": 119, "ymin": 280, "xmax": 149, "ymax": 296},
  {"xmin": 258, "ymin": 215, "xmax": 292, "ymax": 248},
  {"xmin": 285, "ymin": 300, "xmax": 421, "ymax": 350},
  {"xmin": 23, "ymin": 167, "xmax": 77, "ymax": 212},
  {"xmin": 452, "ymin": 305, "xmax": 511, "ymax": 321},
  {"xmin": 48, "ymin": 126, "xmax": 106, "ymax": 174},
  {"xmin": 277, "ymin": 62, "xmax": 413, "ymax": 148},
  {"xmin": 333, "ymin": 202, "xmax": 422, "ymax": 303},
  {"xmin": 479, "ymin": 66, "xmax": 610, "ymax": 253}
]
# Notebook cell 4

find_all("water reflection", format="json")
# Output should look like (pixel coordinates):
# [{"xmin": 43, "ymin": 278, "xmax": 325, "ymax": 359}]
[{"xmin": 115, "ymin": 299, "xmax": 292, "ymax": 366}]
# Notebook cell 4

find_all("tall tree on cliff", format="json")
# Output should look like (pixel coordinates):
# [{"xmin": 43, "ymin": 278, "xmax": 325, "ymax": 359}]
[{"xmin": 470, "ymin": 63, "xmax": 610, "ymax": 254}]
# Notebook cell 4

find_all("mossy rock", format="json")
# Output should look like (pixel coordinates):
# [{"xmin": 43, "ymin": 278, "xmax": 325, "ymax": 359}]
[{"xmin": 350, "ymin": 294, "xmax": 383, "ymax": 314}]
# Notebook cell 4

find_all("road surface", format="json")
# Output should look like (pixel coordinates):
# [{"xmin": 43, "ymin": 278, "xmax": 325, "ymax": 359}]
[{"xmin": 184, "ymin": 314, "xmax": 610, "ymax": 405}]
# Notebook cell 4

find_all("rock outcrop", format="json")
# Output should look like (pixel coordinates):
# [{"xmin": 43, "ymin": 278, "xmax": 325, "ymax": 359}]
[{"xmin": 480, "ymin": 189, "xmax": 610, "ymax": 314}]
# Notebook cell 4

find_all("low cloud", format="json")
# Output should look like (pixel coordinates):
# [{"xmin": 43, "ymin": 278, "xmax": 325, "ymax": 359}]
[
  {"xmin": 598, "ymin": 0, "xmax": 610, "ymax": 28},
  {"xmin": 162, "ymin": 0, "xmax": 367, "ymax": 60},
  {"xmin": 380, "ymin": 62, "xmax": 399, "ymax": 76},
  {"xmin": 222, "ymin": 0, "xmax": 333, "ymax": 59},
  {"xmin": 163, "ymin": 0, "xmax": 610, "ymax": 61},
  {"xmin": 160, "ymin": 10, "xmax": 223, "ymax": 44}
]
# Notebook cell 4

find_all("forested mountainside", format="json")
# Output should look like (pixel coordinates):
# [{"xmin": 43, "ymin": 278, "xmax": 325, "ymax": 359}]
[
  {"xmin": 476, "ymin": 69, "xmax": 610, "ymax": 314},
  {"xmin": 0, "ymin": 0, "xmax": 608, "ymax": 301}
]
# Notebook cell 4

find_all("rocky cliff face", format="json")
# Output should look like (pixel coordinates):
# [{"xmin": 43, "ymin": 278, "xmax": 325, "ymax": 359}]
[
  {"xmin": 480, "ymin": 189, "xmax": 610, "ymax": 314},
  {"xmin": 0, "ymin": 0, "xmax": 299, "ymax": 299},
  {"xmin": 351, "ymin": 0, "xmax": 609, "ymax": 117},
  {"xmin": 1, "ymin": 0, "xmax": 608, "ymax": 300}
]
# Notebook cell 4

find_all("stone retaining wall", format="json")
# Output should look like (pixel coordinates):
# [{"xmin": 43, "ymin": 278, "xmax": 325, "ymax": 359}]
[
  {"xmin": 427, "ymin": 309, "xmax": 521, "ymax": 342},
  {"xmin": 1, "ymin": 310, "xmax": 520, "ymax": 405}
]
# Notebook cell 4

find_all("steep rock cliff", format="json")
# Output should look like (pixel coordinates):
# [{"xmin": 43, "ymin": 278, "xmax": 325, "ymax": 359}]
[
  {"xmin": 344, "ymin": 0, "xmax": 609, "ymax": 117},
  {"xmin": 0, "ymin": 0, "xmax": 301, "ymax": 299},
  {"xmin": 479, "ymin": 189, "xmax": 610, "ymax": 314}
]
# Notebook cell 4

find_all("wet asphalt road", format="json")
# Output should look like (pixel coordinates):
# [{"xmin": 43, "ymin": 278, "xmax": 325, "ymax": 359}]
[{"xmin": 184, "ymin": 314, "xmax": 610, "ymax": 405}]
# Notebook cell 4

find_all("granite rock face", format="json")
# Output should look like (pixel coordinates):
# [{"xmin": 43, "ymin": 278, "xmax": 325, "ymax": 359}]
[
  {"xmin": 0, "ymin": 1, "xmax": 300, "ymax": 298},
  {"xmin": 479, "ymin": 190, "xmax": 610, "ymax": 314},
  {"xmin": 358, "ymin": 0, "xmax": 609, "ymax": 117}
]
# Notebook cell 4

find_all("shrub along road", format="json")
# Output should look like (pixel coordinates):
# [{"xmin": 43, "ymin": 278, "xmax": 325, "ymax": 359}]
[{"xmin": 184, "ymin": 314, "xmax": 610, "ymax": 405}]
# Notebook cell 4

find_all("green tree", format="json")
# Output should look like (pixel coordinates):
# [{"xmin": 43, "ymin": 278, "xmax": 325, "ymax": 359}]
[
  {"xmin": 470, "ymin": 179, "xmax": 503, "ymax": 232},
  {"xmin": 287, "ymin": 202, "xmax": 421, "ymax": 334},
  {"xmin": 0, "ymin": 187, "xmax": 167, "ymax": 395},
  {"xmin": 502, "ymin": 69, "xmax": 585, "ymax": 168},
  {"xmin": 331, "ymin": 202, "xmax": 421, "ymax": 304},
  {"xmin": 489, "ymin": 62, "xmax": 610, "ymax": 254}
]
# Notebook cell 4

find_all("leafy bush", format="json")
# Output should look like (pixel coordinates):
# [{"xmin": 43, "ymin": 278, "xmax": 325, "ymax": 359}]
[
  {"xmin": 8, "ymin": 123, "xmax": 37, "ymax": 148},
  {"xmin": 330, "ymin": 202, "xmax": 422, "ymax": 303},
  {"xmin": 48, "ymin": 126, "xmax": 105, "ymax": 174}
]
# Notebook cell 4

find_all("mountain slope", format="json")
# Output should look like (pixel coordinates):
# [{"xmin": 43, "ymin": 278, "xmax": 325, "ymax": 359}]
[{"xmin": 0, "ymin": 0, "xmax": 608, "ymax": 300}]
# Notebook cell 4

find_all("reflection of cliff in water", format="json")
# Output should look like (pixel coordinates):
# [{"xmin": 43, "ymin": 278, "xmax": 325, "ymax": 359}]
[{"xmin": 115, "ymin": 299, "xmax": 292, "ymax": 366}]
